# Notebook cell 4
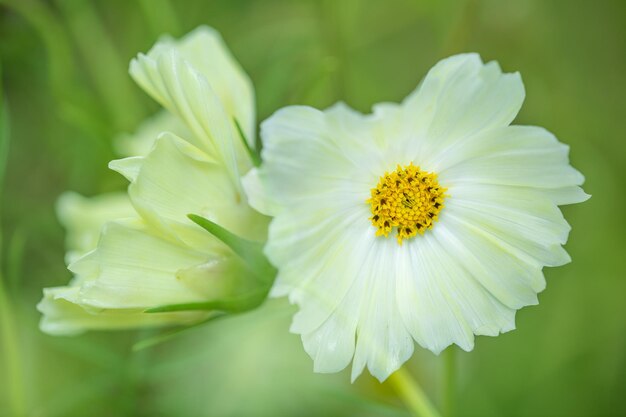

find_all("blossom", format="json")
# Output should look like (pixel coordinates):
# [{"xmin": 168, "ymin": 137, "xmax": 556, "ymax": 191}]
[
  {"xmin": 38, "ymin": 26, "xmax": 267, "ymax": 335},
  {"xmin": 243, "ymin": 53, "xmax": 588, "ymax": 381}
]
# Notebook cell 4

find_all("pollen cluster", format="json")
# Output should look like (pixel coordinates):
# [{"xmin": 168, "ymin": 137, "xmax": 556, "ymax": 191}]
[{"xmin": 367, "ymin": 163, "xmax": 446, "ymax": 245}]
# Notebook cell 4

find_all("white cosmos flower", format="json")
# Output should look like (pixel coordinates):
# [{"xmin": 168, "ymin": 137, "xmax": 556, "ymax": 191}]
[
  {"xmin": 243, "ymin": 53, "xmax": 589, "ymax": 381},
  {"xmin": 38, "ymin": 26, "xmax": 266, "ymax": 335}
]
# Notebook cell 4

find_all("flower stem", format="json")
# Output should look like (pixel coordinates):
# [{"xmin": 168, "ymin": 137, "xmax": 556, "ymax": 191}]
[
  {"xmin": 0, "ymin": 277, "xmax": 26, "ymax": 417},
  {"xmin": 387, "ymin": 367, "xmax": 442, "ymax": 417},
  {"xmin": 442, "ymin": 347, "xmax": 456, "ymax": 417}
]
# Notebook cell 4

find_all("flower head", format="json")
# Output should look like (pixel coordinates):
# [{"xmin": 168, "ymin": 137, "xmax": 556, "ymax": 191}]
[
  {"xmin": 244, "ymin": 53, "xmax": 589, "ymax": 381},
  {"xmin": 39, "ymin": 26, "xmax": 267, "ymax": 334}
]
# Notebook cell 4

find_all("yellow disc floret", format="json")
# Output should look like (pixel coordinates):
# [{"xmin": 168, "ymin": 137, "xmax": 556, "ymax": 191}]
[{"xmin": 367, "ymin": 163, "xmax": 446, "ymax": 245}]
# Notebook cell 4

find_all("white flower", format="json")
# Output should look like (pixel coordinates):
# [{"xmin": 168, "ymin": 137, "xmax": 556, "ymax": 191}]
[
  {"xmin": 39, "ymin": 26, "xmax": 267, "ymax": 335},
  {"xmin": 243, "ymin": 53, "xmax": 589, "ymax": 381},
  {"xmin": 55, "ymin": 191, "xmax": 135, "ymax": 264}
]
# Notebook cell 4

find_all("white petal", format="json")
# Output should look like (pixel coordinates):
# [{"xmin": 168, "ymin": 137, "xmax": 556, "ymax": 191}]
[
  {"xmin": 37, "ymin": 286, "xmax": 207, "ymax": 335},
  {"xmin": 109, "ymin": 156, "xmax": 143, "ymax": 182},
  {"xmin": 396, "ymin": 231, "xmax": 517, "ymax": 355},
  {"xmin": 300, "ymin": 288, "xmax": 360, "ymax": 375},
  {"xmin": 124, "ymin": 133, "xmax": 268, "ymax": 246},
  {"xmin": 114, "ymin": 109, "xmax": 190, "ymax": 157},
  {"xmin": 270, "ymin": 205, "xmax": 417, "ymax": 381},
  {"xmin": 56, "ymin": 191, "xmax": 135, "ymax": 263},
  {"xmin": 258, "ymin": 105, "xmax": 376, "ymax": 211},
  {"xmin": 129, "ymin": 43, "xmax": 244, "ymax": 183},
  {"xmin": 73, "ymin": 219, "xmax": 213, "ymax": 309},
  {"xmin": 392, "ymin": 237, "xmax": 473, "ymax": 357},
  {"xmin": 268, "ymin": 206, "xmax": 371, "ymax": 333},
  {"xmin": 541, "ymin": 186, "xmax": 590, "ymax": 205},
  {"xmin": 435, "ymin": 214, "xmax": 543, "ymax": 310},
  {"xmin": 350, "ymin": 239, "xmax": 415, "ymax": 382},
  {"xmin": 174, "ymin": 26, "xmax": 255, "ymax": 144},
  {"xmin": 437, "ymin": 126, "xmax": 584, "ymax": 189},
  {"xmin": 445, "ymin": 185, "xmax": 572, "ymax": 267},
  {"xmin": 241, "ymin": 167, "xmax": 281, "ymax": 216},
  {"xmin": 397, "ymin": 54, "xmax": 525, "ymax": 165}
]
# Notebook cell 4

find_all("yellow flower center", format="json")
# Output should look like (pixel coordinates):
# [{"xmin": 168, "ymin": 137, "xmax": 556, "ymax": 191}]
[{"xmin": 367, "ymin": 163, "xmax": 446, "ymax": 245}]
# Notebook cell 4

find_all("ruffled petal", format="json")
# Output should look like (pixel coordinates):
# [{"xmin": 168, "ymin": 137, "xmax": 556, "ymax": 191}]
[
  {"xmin": 129, "ymin": 37, "xmax": 244, "ymax": 184},
  {"xmin": 350, "ymin": 239, "xmax": 415, "ymax": 381},
  {"xmin": 435, "ymin": 213, "xmax": 544, "ymax": 310},
  {"xmin": 268, "ymin": 206, "xmax": 371, "ymax": 331},
  {"xmin": 445, "ymin": 184, "xmax": 573, "ymax": 267},
  {"xmin": 253, "ymin": 105, "xmax": 376, "ymax": 214},
  {"xmin": 290, "ymin": 223, "xmax": 415, "ymax": 382},
  {"xmin": 436, "ymin": 126, "xmax": 585, "ymax": 190},
  {"xmin": 74, "ymin": 218, "xmax": 215, "ymax": 309},
  {"xmin": 113, "ymin": 133, "xmax": 267, "ymax": 248},
  {"xmin": 397, "ymin": 229, "xmax": 518, "ymax": 355},
  {"xmin": 174, "ymin": 26, "xmax": 255, "ymax": 144},
  {"xmin": 241, "ymin": 168, "xmax": 281, "ymax": 217},
  {"xmin": 393, "ymin": 54, "xmax": 525, "ymax": 168},
  {"xmin": 37, "ymin": 286, "xmax": 206, "ymax": 335}
]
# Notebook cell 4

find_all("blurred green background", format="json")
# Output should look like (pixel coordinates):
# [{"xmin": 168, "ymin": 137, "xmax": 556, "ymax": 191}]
[{"xmin": 0, "ymin": 0, "xmax": 624, "ymax": 416}]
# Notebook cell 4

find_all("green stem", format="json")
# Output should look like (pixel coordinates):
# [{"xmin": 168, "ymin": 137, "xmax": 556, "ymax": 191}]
[
  {"xmin": 387, "ymin": 367, "xmax": 442, "ymax": 417},
  {"xmin": 0, "ymin": 277, "xmax": 25, "ymax": 417},
  {"xmin": 442, "ymin": 348, "xmax": 456, "ymax": 417},
  {"xmin": 0, "ymin": 0, "xmax": 116, "ymax": 140},
  {"xmin": 0, "ymin": 65, "xmax": 25, "ymax": 417},
  {"xmin": 55, "ymin": 0, "xmax": 146, "ymax": 131}
]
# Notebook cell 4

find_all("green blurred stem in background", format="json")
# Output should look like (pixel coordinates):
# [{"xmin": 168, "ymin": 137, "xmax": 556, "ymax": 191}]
[
  {"xmin": 0, "ymin": 0, "xmax": 118, "ymax": 141},
  {"xmin": 0, "ymin": 275, "xmax": 25, "ymax": 417},
  {"xmin": 442, "ymin": 348, "xmax": 456, "ymax": 417},
  {"xmin": 387, "ymin": 367, "xmax": 442, "ymax": 417},
  {"xmin": 0, "ymin": 66, "xmax": 26, "ymax": 417},
  {"xmin": 0, "ymin": 0, "xmax": 73, "ymax": 98},
  {"xmin": 55, "ymin": 0, "xmax": 146, "ymax": 131}
]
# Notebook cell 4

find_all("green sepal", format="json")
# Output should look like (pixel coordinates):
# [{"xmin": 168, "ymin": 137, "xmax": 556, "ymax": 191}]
[
  {"xmin": 187, "ymin": 213, "xmax": 276, "ymax": 283},
  {"xmin": 145, "ymin": 215, "xmax": 275, "ymax": 315},
  {"xmin": 144, "ymin": 285, "xmax": 270, "ymax": 314},
  {"xmin": 233, "ymin": 118, "xmax": 261, "ymax": 167}
]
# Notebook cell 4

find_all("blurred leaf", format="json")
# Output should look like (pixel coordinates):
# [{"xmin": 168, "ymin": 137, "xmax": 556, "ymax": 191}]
[
  {"xmin": 41, "ymin": 371, "xmax": 120, "ymax": 417},
  {"xmin": 132, "ymin": 313, "xmax": 226, "ymax": 352}
]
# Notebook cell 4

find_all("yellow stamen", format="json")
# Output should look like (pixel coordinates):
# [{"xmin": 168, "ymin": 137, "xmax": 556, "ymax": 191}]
[{"xmin": 367, "ymin": 163, "xmax": 446, "ymax": 245}]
